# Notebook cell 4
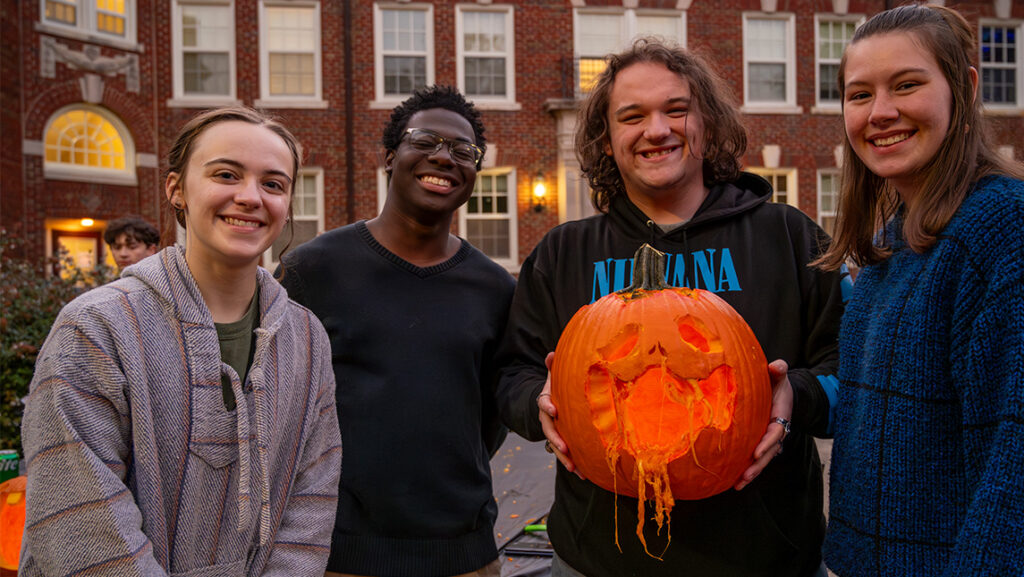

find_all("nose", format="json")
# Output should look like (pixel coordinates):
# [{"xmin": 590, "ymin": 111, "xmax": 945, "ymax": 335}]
[
  {"xmin": 868, "ymin": 92, "xmax": 899, "ymax": 126},
  {"xmin": 644, "ymin": 113, "xmax": 671, "ymax": 141},
  {"xmin": 234, "ymin": 178, "xmax": 264, "ymax": 207},
  {"xmin": 426, "ymin": 143, "xmax": 455, "ymax": 166}
]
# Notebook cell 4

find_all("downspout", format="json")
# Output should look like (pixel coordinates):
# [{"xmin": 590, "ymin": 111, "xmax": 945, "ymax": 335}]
[{"xmin": 343, "ymin": 0, "xmax": 355, "ymax": 223}]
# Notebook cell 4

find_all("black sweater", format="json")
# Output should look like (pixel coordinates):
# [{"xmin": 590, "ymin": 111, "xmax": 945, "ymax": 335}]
[
  {"xmin": 280, "ymin": 221, "xmax": 515, "ymax": 577},
  {"xmin": 496, "ymin": 173, "xmax": 849, "ymax": 577}
]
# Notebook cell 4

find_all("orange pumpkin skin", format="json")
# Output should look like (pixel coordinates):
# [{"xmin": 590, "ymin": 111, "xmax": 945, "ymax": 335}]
[
  {"xmin": 550, "ymin": 244, "xmax": 771, "ymax": 549},
  {"xmin": 0, "ymin": 475, "xmax": 26, "ymax": 571}
]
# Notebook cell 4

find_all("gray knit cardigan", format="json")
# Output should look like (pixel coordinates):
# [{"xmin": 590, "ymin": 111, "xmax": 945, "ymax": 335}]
[{"xmin": 19, "ymin": 246, "xmax": 342, "ymax": 576}]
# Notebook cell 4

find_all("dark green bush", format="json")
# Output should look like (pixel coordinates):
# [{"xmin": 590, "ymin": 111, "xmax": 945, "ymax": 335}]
[{"xmin": 1, "ymin": 229, "xmax": 113, "ymax": 455}]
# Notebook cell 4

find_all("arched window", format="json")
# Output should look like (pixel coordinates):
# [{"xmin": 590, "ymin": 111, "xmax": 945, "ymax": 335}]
[{"xmin": 44, "ymin": 105, "xmax": 137, "ymax": 185}]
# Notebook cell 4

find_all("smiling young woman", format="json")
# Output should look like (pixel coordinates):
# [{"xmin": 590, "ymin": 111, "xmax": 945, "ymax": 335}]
[
  {"xmin": 816, "ymin": 6, "xmax": 1024, "ymax": 577},
  {"xmin": 18, "ymin": 106, "xmax": 342, "ymax": 577}
]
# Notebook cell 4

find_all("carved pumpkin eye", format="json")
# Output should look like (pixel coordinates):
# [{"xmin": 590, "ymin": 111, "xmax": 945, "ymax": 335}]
[
  {"xmin": 677, "ymin": 315, "xmax": 723, "ymax": 354},
  {"xmin": 597, "ymin": 323, "xmax": 640, "ymax": 362}
]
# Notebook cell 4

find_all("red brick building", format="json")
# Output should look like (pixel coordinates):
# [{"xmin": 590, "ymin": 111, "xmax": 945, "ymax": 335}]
[{"xmin": 2, "ymin": 0, "xmax": 1021, "ymax": 272}]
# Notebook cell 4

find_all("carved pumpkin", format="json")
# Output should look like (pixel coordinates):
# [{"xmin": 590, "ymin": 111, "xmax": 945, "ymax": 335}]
[
  {"xmin": 0, "ymin": 475, "xmax": 26, "ymax": 571},
  {"xmin": 551, "ymin": 244, "xmax": 770, "ymax": 554}
]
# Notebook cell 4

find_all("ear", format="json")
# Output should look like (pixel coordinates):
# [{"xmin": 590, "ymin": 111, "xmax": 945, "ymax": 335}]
[
  {"xmin": 603, "ymin": 139, "xmax": 613, "ymax": 157},
  {"xmin": 383, "ymin": 150, "xmax": 395, "ymax": 174},
  {"xmin": 165, "ymin": 172, "xmax": 184, "ymax": 209},
  {"xmin": 968, "ymin": 65, "xmax": 979, "ymax": 104}
]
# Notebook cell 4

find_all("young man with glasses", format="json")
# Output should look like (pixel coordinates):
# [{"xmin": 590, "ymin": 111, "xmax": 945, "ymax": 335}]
[{"xmin": 279, "ymin": 85, "xmax": 514, "ymax": 577}]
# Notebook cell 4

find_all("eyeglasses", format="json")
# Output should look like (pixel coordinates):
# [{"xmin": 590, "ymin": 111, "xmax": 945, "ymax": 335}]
[{"xmin": 401, "ymin": 128, "xmax": 484, "ymax": 167}]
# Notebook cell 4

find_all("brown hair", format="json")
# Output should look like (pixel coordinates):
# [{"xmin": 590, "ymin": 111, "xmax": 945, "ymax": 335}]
[
  {"xmin": 165, "ymin": 105, "xmax": 303, "ymax": 229},
  {"xmin": 815, "ymin": 3, "xmax": 1023, "ymax": 270},
  {"xmin": 575, "ymin": 37, "xmax": 747, "ymax": 213}
]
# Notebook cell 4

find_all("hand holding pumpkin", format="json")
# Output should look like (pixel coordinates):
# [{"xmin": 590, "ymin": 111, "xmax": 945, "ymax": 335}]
[
  {"xmin": 734, "ymin": 359, "xmax": 793, "ymax": 490},
  {"xmin": 538, "ymin": 352, "xmax": 586, "ymax": 479}
]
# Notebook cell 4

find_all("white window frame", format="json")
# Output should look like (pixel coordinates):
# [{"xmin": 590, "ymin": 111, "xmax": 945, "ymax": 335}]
[
  {"xmin": 456, "ymin": 5, "xmax": 518, "ymax": 110},
  {"xmin": 573, "ymin": 8, "xmax": 686, "ymax": 97},
  {"xmin": 458, "ymin": 168, "xmax": 518, "ymax": 271},
  {"xmin": 742, "ymin": 13, "xmax": 800, "ymax": 114},
  {"xmin": 257, "ymin": 1, "xmax": 325, "ymax": 109},
  {"xmin": 813, "ymin": 14, "xmax": 862, "ymax": 113},
  {"xmin": 42, "ymin": 104, "xmax": 137, "ymax": 186},
  {"xmin": 979, "ymin": 19, "xmax": 1023, "ymax": 111},
  {"xmin": 169, "ymin": 0, "xmax": 238, "ymax": 108},
  {"xmin": 817, "ymin": 169, "xmax": 840, "ymax": 237},
  {"xmin": 38, "ymin": 0, "xmax": 139, "ymax": 49},
  {"xmin": 263, "ymin": 168, "xmax": 324, "ymax": 270},
  {"xmin": 372, "ymin": 3, "xmax": 434, "ymax": 109},
  {"xmin": 749, "ymin": 167, "xmax": 798, "ymax": 208}
]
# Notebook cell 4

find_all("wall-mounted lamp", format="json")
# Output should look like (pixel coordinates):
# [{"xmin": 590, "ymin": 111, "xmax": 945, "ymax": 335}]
[
  {"xmin": 531, "ymin": 171, "xmax": 547, "ymax": 213},
  {"xmin": 80, "ymin": 218, "xmax": 95, "ymax": 227}
]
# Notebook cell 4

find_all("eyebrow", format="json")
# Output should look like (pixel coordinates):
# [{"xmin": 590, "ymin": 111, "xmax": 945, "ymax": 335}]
[
  {"xmin": 205, "ymin": 158, "xmax": 293, "ymax": 184},
  {"xmin": 613, "ymin": 96, "xmax": 691, "ymax": 117},
  {"xmin": 845, "ymin": 67, "xmax": 932, "ymax": 88}
]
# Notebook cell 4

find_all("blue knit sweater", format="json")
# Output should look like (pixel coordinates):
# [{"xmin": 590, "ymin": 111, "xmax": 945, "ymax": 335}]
[{"xmin": 825, "ymin": 175, "xmax": 1024, "ymax": 576}]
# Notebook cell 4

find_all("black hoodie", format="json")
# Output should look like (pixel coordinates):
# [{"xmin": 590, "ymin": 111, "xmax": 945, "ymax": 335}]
[{"xmin": 496, "ymin": 173, "xmax": 850, "ymax": 577}]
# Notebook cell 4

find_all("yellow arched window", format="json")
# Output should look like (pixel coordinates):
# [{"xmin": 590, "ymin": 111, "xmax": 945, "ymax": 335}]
[{"xmin": 44, "ymin": 106, "xmax": 136, "ymax": 184}]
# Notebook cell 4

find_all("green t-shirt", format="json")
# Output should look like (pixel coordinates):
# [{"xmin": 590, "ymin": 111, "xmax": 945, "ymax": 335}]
[{"xmin": 215, "ymin": 289, "xmax": 259, "ymax": 411}]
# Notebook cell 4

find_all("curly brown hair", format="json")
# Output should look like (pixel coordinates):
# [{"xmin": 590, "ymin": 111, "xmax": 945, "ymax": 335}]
[{"xmin": 575, "ymin": 37, "xmax": 747, "ymax": 212}]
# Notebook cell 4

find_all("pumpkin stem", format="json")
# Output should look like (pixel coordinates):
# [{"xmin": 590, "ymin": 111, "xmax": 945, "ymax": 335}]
[{"xmin": 619, "ymin": 243, "xmax": 670, "ymax": 297}]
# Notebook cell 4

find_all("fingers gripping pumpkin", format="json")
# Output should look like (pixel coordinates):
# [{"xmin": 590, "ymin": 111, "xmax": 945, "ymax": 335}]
[{"xmin": 551, "ymin": 244, "xmax": 771, "ymax": 557}]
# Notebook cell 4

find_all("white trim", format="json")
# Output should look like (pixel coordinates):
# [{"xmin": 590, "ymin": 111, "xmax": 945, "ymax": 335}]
[
  {"xmin": 42, "ymin": 104, "xmax": 137, "ymax": 186},
  {"xmin": 978, "ymin": 19, "xmax": 1023, "ymax": 111},
  {"xmin": 816, "ymin": 169, "xmax": 840, "ymax": 236},
  {"xmin": 377, "ymin": 167, "xmax": 389, "ymax": 214},
  {"xmin": 458, "ymin": 167, "xmax": 519, "ymax": 271},
  {"xmin": 374, "ymin": 3, "xmax": 435, "ymax": 103},
  {"xmin": 171, "ymin": 0, "xmax": 236, "ymax": 101},
  {"xmin": 38, "ymin": 0, "xmax": 138, "ymax": 46},
  {"xmin": 456, "ymin": 4, "xmax": 516, "ymax": 105},
  {"xmin": 813, "ymin": 14, "xmax": 862, "ymax": 111},
  {"xmin": 259, "ymin": 1, "xmax": 324, "ymax": 104},
  {"xmin": 742, "ymin": 12, "xmax": 797, "ymax": 109}
]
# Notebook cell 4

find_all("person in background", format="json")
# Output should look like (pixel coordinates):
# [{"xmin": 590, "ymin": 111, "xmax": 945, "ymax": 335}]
[
  {"xmin": 20, "ymin": 105, "xmax": 342, "ymax": 576},
  {"xmin": 279, "ymin": 85, "xmax": 514, "ymax": 577},
  {"xmin": 103, "ymin": 214, "xmax": 160, "ymax": 269},
  {"xmin": 816, "ymin": 4, "xmax": 1024, "ymax": 576},
  {"xmin": 496, "ymin": 38, "xmax": 848, "ymax": 577}
]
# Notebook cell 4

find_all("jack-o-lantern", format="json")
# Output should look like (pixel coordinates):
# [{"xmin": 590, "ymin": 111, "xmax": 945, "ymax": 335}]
[
  {"xmin": 0, "ymin": 475, "xmax": 26, "ymax": 571},
  {"xmin": 551, "ymin": 244, "xmax": 770, "ymax": 555}
]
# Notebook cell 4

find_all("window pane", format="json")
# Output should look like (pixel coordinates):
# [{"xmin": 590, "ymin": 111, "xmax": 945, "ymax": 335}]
[
  {"xmin": 747, "ymin": 19, "xmax": 786, "ymax": 59},
  {"xmin": 384, "ymin": 56, "xmax": 426, "ymax": 95},
  {"xmin": 45, "ymin": 0, "xmax": 77, "ymax": 26},
  {"xmin": 635, "ymin": 15, "xmax": 681, "ymax": 44},
  {"xmin": 819, "ymin": 63, "xmax": 840, "ymax": 101},
  {"xmin": 749, "ymin": 63, "xmax": 786, "ymax": 101},
  {"xmin": 269, "ymin": 54, "xmax": 315, "ymax": 96},
  {"xmin": 465, "ymin": 57, "xmax": 506, "ymax": 96},
  {"xmin": 383, "ymin": 9, "xmax": 425, "ymax": 52},
  {"xmin": 184, "ymin": 53, "xmax": 230, "ymax": 95},
  {"xmin": 45, "ymin": 109, "xmax": 128, "ymax": 172},
  {"xmin": 182, "ymin": 5, "xmax": 231, "ymax": 50},
  {"xmin": 980, "ymin": 25, "xmax": 1017, "ymax": 104},
  {"xmin": 578, "ymin": 13, "xmax": 621, "ymax": 55},
  {"xmin": 466, "ymin": 219, "xmax": 510, "ymax": 259},
  {"xmin": 267, "ymin": 6, "xmax": 315, "ymax": 51}
]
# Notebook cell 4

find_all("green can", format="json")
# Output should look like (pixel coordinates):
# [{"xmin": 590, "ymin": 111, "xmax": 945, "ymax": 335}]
[{"xmin": 0, "ymin": 450, "xmax": 19, "ymax": 484}]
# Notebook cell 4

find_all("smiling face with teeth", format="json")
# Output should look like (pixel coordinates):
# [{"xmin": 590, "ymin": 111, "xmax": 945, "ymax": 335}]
[
  {"xmin": 383, "ymin": 108, "xmax": 478, "ymax": 223},
  {"xmin": 603, "ymin": 61, "xmax": 708, "ymax": 221},
  {"xmin": 842, "ymin": 32, "xmax": 954, "ymax": 201},
  {"xmin": 165, "ymin": 120, "xmax": 294, "ymax": 273}
]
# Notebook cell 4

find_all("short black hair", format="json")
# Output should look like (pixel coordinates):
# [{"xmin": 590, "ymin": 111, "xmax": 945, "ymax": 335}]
[
  {"xmin": 103, "ymin": 216, "xmax": 160, "ymax": 247},
  {"xmin": 381, "ymin": 85, "xmax": 486, "ymax": 155}
]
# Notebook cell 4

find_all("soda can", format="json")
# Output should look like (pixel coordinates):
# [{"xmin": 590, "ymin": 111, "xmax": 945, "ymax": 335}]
[{"xmin": 0, "ymin": 450, "xmax": 19, "ymax": 484}]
